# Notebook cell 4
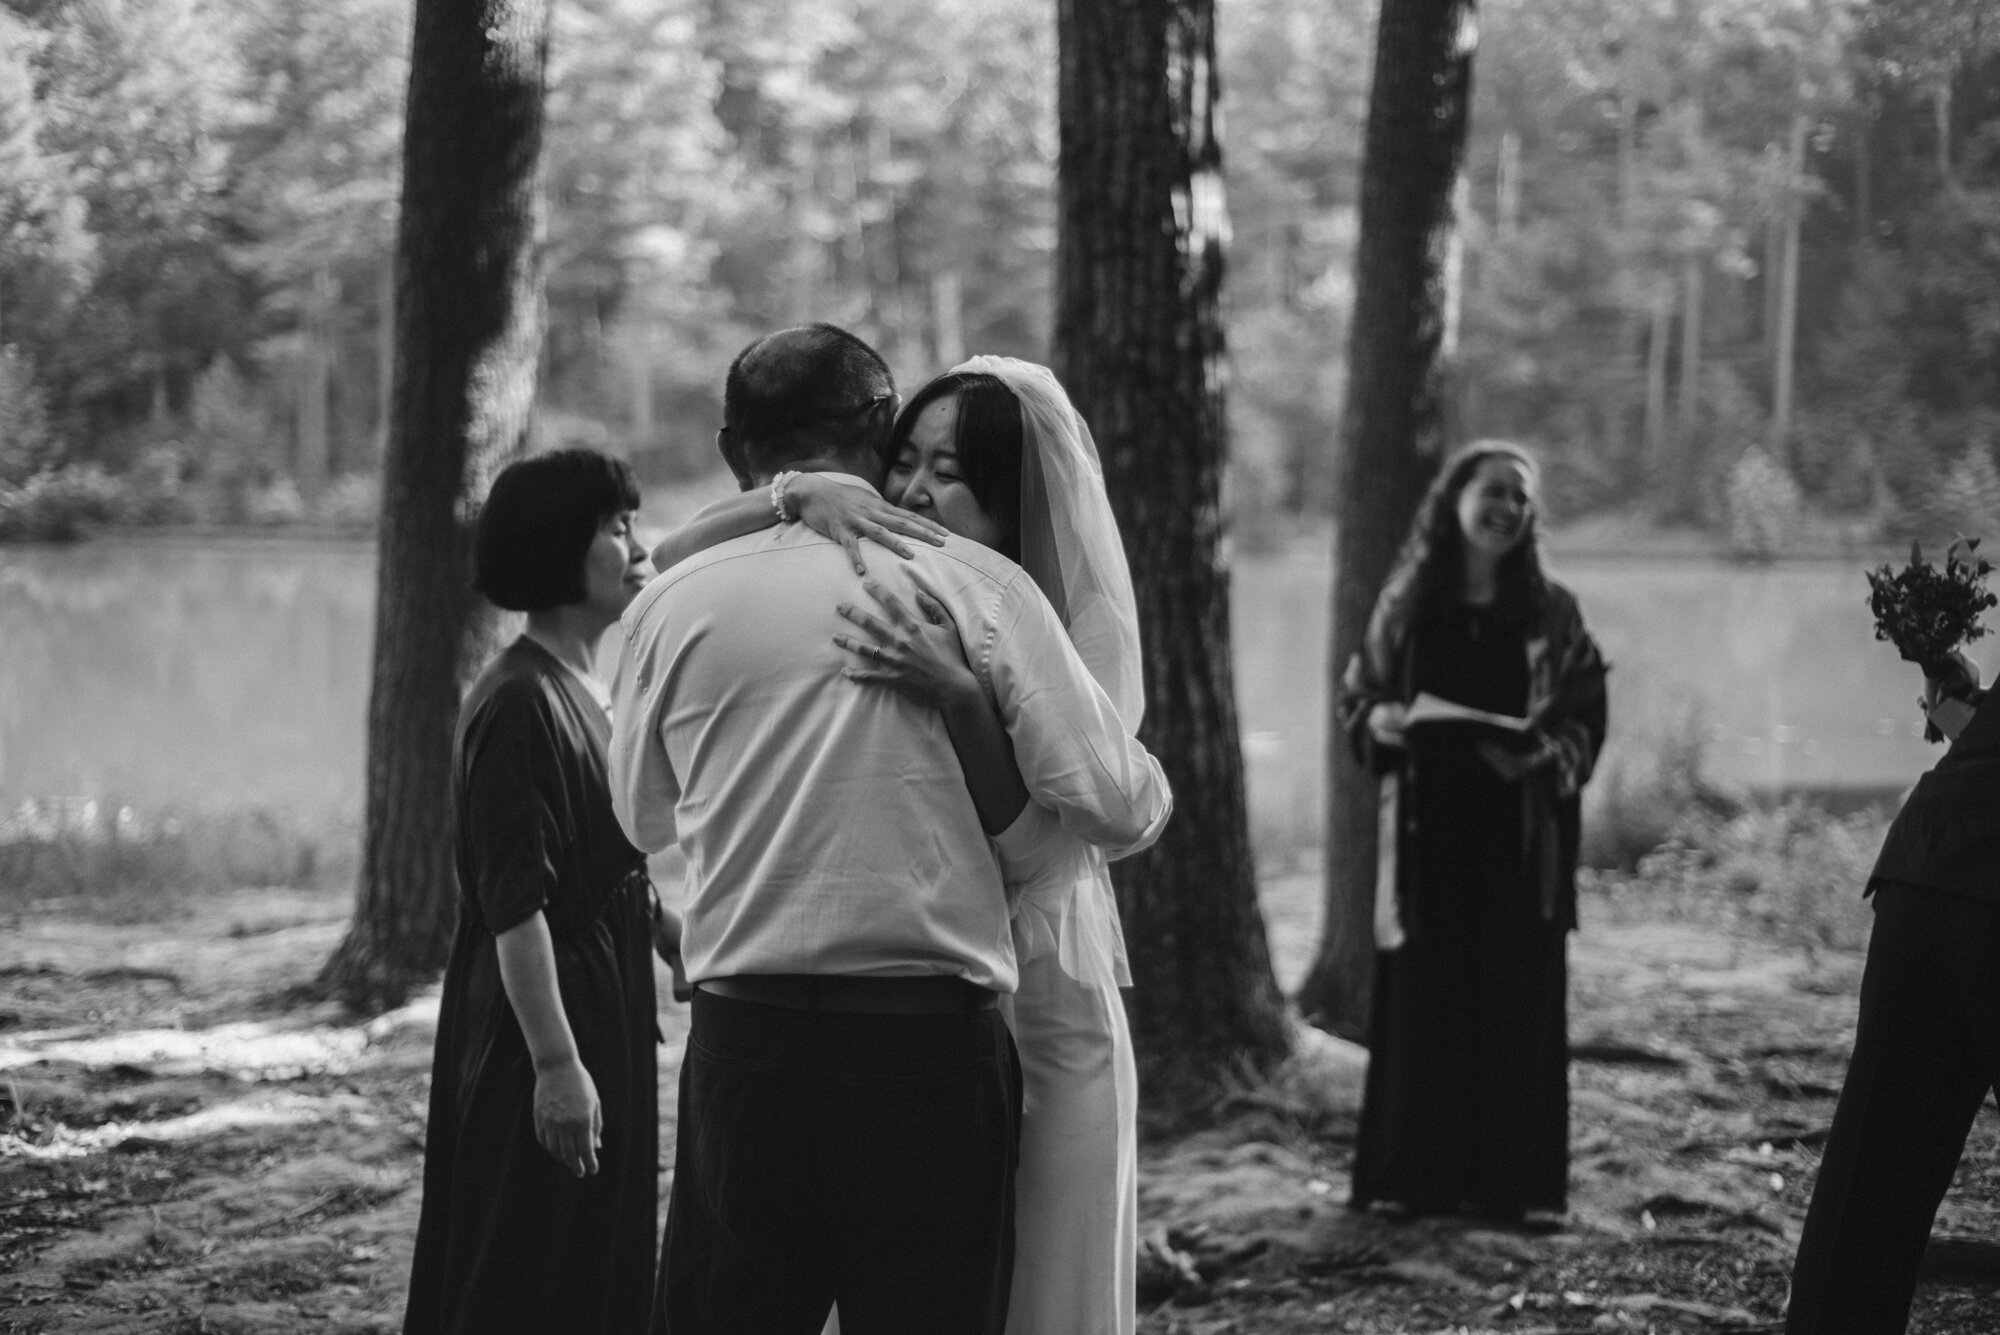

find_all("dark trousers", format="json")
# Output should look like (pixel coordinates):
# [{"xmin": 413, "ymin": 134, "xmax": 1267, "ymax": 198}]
[
  {"xmin": 1787, "ymin": 883, "xmax": 2000, "ymax": 1334},
  {"xmin": 654, "ymin": 990, "xmax": 1022, "ymax": 1335}
]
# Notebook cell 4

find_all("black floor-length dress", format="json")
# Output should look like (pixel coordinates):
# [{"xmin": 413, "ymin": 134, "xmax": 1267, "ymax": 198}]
[
  {"xmin": 1351, "ymin": 600, "xmax": 1570, "ymax": 1217},
  {"xmin": 404, "ymin": 638, "xmax": 659, "ymax": 1335}
]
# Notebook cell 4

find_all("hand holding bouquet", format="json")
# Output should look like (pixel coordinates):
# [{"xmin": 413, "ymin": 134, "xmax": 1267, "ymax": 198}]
[{"xmin": 1868, "ymin": 537, "xmax": 1995, "ymax": 741}]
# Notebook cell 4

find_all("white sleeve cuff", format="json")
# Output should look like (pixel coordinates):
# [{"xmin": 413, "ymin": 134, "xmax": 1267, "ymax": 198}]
[{"xmin": 993, "ymin": 801, "xmax": 1061, "ymax": 874}]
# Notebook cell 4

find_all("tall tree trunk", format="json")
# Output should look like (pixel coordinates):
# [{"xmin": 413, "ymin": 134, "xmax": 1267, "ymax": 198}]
[
  {"xmin": 1613, "ymin": 90, "xmax": 1641, "ymax": 475},
  {"xmin": 1770, "ymin": 113, "xmax": 1805, "ymax": 466},
  {"xmin": 1644, "ymin": 294, "xmax": 1670, "ymax": 490},
  {"xmin": 318, "ymin": 0, "xmax": 552, "ymax": 1011},
  {"xmin": 1853, "ymin": 103, "xmax": 1872, "ymax": 246},
  {"xmin": 1497, "ymin": 129, "xmax": 1521, "ymax": 237},
  {"xmin": 1296, "ymin": 0, "xmax": 1478, "ymax": 1042},
  {"xmin": 1673, "ymin": 256, "xmax": 1703, "ymax": 517},
  {"xmin": 1763, "ymin": 203, "xmax": 1783, "ymax": 371},
  {"xmin": 931, "ymin": 269, "xmax": 965, "ymax": 369},
  {"xmin": 629, "ymin": 327, "xmax": 655, "ymax": 446},
  {"xmin": 1054, "ymin": 0, "xmax": 1290, "ymax": 1125},
  {"xmin": 1933, "ymin": 82, "xmax": 1952, "ymax": 188},
  {"xmin": 295, "ymin": 267, "xmax": 336, "ymax": 498}
]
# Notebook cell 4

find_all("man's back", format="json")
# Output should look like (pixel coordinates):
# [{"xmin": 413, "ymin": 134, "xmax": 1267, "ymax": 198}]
[{"xmin": 612, "ymin": 512, "xmax": 1020, "ymax": 990}]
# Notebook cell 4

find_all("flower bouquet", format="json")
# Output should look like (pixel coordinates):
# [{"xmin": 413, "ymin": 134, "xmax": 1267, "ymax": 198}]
[{"xmin": 1867, "ymin": 537, "xmax": 1996, "ymax": 739}]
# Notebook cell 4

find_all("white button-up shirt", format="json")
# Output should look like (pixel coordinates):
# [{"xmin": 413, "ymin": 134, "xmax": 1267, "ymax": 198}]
[{"xmin": 608, "ymin": 473, "xmax": 1172, "ymax": 993}]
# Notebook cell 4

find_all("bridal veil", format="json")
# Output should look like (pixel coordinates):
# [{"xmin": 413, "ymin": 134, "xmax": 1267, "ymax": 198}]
[{"xmin": 951, "ymin": 355, "xmax": 1145, "ymax": 990}]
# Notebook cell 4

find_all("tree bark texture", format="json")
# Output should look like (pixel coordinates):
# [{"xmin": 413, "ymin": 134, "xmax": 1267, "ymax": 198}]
[
  {"xmin": 318, "ymin": 0, "xmax": 551, "ymax": 1011},
  {"xmin": 1297, "ymin": 0, "xmax": 1477, "ymax": 1043},
  {"xmin": 1053, "ymin": 0, "xmax": 1290, "ymax": 1125}
]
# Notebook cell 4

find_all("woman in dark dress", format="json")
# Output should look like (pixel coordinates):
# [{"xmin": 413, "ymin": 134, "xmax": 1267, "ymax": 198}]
[
  {"xmin": 404, "ymin": 449, "xmax": 672, "ymax": 1335},
  {"xmin": 1337, "ymin": 442, "xmax": 1608, "ymax": 1225}
]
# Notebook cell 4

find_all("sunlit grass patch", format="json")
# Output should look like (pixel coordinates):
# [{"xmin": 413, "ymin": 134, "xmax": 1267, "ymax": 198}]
[
  {"xmin": 1583, "ymin": 705, "xmax": 1741, "ymax": 873},
  {"xmin": 0, "ymin": 797, "xmax": 357, "ymax": 918},
  {"xmin": 1584, "ymin": 799, "xmax": 1887, "ymax": 959}
]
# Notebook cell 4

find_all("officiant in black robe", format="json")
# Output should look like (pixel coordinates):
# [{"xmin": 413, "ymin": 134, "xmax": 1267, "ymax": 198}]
[
  {"xmin": 403, "ymin": 450, "xmax": 667, "ymax": 1335},
  {"xmin": 1336, "ymin": 444, "xmax": 1607, "ymax": 1224}
]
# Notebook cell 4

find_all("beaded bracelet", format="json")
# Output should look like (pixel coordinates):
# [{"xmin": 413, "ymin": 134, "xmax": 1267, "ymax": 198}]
[{"xmin": 771, "ymin": 469, "xmax": 800, "ymax": 524}]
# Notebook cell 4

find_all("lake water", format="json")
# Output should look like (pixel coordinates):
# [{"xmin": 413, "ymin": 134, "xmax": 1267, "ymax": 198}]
[{"xmin": 1, "ymin": 534, "xmax": 1969, "ymax": 859}]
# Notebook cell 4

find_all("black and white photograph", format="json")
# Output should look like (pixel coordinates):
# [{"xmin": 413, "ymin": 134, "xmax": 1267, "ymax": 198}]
[{"xmin": 3, "ymin": 0, "xmax": 2000, "ymax": 1330}]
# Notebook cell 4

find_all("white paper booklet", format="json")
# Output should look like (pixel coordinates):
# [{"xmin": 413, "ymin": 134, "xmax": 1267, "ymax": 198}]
[{"xmin": 1403, "ymin": 691, "xmax": 1531, "ymax": 734}]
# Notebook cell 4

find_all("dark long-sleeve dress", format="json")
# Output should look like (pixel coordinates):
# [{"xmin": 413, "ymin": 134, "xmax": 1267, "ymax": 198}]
[
  {"xmin": 1339, "ymin": 578, "xmax": 1607, "ymax": 1221},
  {"xmin": 1351, "ymin": 600, "xmax": 1566, "ymax": 1216},
  {"xmin": 404, "ymin": 638, "xmax": 659, "ymax": 1335}
]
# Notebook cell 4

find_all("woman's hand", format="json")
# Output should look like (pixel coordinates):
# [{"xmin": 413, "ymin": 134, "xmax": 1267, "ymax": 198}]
[
  {"xmin": 1921, "ymin": 651, "xmax": 1983, "ymax": 742},
  {"xmin": 1366, "ymin": 701, "xmax": 1408, "ymax": 750},
  {"xmin": 1921, "ymin": 650, "xmax": 1982, "ymax": 710},
  {"xmin": 790, "ymin": 474, "xmax": 950, "ymax": 576},
  {"xmin": 651, "ymin": 901, "xmax": 693, "ymax": 1002},
  {"xmin": 532, "ymin": 1056, "xmax": 602, "ymax": 1178},
  {"xmin": 1478, "ymin": 738, "xmax": 1553, "ymax": 783},
  {"xmin": 833, "ymin": 581, "xmax": 980, "ymax": 711}
]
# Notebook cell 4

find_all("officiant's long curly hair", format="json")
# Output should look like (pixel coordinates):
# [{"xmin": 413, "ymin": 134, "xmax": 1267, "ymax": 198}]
[{"xmin": 1392, "ymin": 440, "xmax": 1550, "ymax": 629}]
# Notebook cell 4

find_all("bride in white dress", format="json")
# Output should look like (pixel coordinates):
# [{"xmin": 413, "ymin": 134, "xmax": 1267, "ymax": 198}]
[
  {"xmin": 654, "ymin": 355, "xmax": 1151, "ymax": 1335},
  {"xmin": 832, "ymin": 356, "xmax": 1149, "ymax": 1335}
]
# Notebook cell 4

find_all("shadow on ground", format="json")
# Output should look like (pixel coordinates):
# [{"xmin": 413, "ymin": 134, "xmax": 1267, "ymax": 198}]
[{"xmin": 1, "ymin": 881, "xmax": 1997, "ymax": 1333}]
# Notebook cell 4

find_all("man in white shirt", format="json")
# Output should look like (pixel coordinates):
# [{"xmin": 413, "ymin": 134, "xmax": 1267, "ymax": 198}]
[{"xmin": 608, "ymin": 324, "xmax": 1171, "ymax": 1335}]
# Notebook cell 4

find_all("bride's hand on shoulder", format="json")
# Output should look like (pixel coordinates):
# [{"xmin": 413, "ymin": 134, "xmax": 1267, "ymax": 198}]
[
  {"xmin": 789, "ymin": 474, "xmax": 949, "ymax": 576},
  {"xmin": 833, "ymin": 581, "xmax": 979, "ymax": 711}
]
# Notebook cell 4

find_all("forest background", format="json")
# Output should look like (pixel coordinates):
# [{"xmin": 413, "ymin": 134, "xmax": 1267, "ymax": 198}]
[{"xmin": 4, "ymin": 0, "xmax": 1999, "ymax": 550}]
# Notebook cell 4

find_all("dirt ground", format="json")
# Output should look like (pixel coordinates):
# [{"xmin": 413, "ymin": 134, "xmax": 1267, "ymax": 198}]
[{"xmin": 2, "ymin": 879, "xmax": 1998, "ymax": 1334}]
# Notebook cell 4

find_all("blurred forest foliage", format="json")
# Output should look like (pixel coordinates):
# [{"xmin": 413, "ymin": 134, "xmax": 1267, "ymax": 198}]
[{"xmin": 0, "ymin": 0, "xmax": 1997, "ymax": 541}]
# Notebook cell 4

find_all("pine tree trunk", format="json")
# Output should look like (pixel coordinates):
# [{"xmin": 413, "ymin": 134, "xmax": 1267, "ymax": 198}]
[
  {"xmin": 1295, "ymin": 0, "xmax": 1477, "ymax": 1042},
  {"xmin": 1673, "ymin": 256, "xmax": 1703, "ymax": 517},
  {"xmin": 1054, "ymin": 0, "xmax": 1290, "ymax": 1125},
  {"xmin": 1763, "ymin": 205, "xmax": 1783, "ymax": 372},
  {"xmin": 1854, "ymin": 103, "xmax": 1872, "ymax": 246},
  {"xmin": 629, "ymin": 333, "xmax": 655, "ymax": 444},
  {"xmin": 1770, "ymin": 113, "xmax": 1805, "ymax": 467},
  {"xmin": 1497, "ymin": 129, "xmax": 1521, "ymax": 237},
  {"xmin": 295, "ymin": 268, "xmax": 335, "ymax": 498},
  {"xmin": 1933, "ymin": 83, "xmax": 1952, "ymax": 188},
  {"xmin": 931, "ymin": 269, "xmax": 965, "ymax": 369},
  {"xmin": 318, "ymin": 0, "xmax": 551, "ymax": 1012},
  {"xmin": 1644, "ymin": 295, "xmax": 1670, "ymax": 489},
  {"xmin": 1613, "ymin": 92, "xmax": 1640, "ymax": 476}
]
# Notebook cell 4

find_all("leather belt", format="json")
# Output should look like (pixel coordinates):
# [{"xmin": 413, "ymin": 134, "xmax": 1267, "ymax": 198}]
[{"xmin": 696, "ymin": 973, "xmax": 998, "ymax": 1014}]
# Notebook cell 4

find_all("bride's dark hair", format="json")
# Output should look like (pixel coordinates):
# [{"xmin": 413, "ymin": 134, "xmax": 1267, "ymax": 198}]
[
  {"xmin": 1394, "ymin": 440, "xmax": 1548, "ymax": 627},
  {"xmin": 888, "ymin": 372, "xmax": 1024, "ymax": 559}
]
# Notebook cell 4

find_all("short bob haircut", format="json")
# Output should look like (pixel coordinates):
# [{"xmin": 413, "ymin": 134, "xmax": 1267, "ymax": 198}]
[
  {"xmin": 888, "ymin": 372, "xmax": 1024, "ymax": 558},
  {"xmin": 474, "ymin": 448, "xmax": 641, "ymax": 612}
]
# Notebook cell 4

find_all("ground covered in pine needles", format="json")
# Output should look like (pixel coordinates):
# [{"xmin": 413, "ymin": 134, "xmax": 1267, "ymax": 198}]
[{"xmin": 2, "ymin": 872, "xmax": 1997, "ymax": 1334}]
